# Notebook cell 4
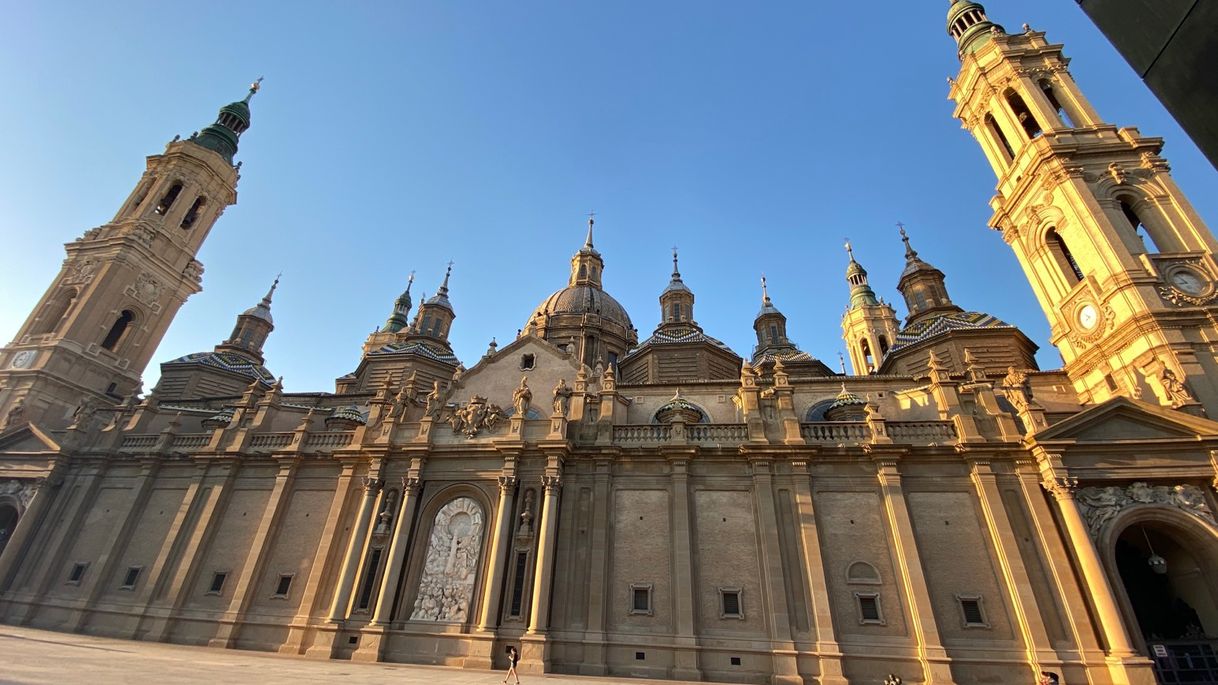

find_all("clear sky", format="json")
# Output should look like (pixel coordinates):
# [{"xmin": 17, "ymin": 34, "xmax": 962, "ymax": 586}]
[{"xmin": 2, "ymin": 1, "xmax": 1215, "ymax": 392}]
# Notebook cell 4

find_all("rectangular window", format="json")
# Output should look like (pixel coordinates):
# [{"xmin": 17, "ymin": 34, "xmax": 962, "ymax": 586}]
[
  {"xmin": 855, "ymin": 592, "xmax": 883, "ymax": 624},
  {"xmin": 208, "ymin": 571, "xmax": 228, "ymax": 595},
  {"xmin": 67, "ymin": 562, "xmax": 89, "ymax": 585},
  {"xmin": 273, "ymin": 573, "xmax": 294, "ymax": 599},
  {"xmin": 957, "ymin": 595, "xmax": 989, "ymax": 628},
  {"xmin": 719, "ymin": 587, "xmax": 743, "ymax": 619},
  {"xmin": 355, "ymin": 549, "xmax": 382, "ymax": 611},
  {"xmin": 509, "ymin": 551, "xmax": 529, "ymax": 618},
  {"xmin": 629, "ymin": 583, "xmax": 653, "ymax": 616},
  {"xmin": 120, "ymin": 566, "xmax": 142, "ymax": 590}
]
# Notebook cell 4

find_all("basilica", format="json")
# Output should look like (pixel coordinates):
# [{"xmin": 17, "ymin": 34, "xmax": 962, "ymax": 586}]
[{"xmin": 2, "ymin": 4, "xmax": 1218, "ymax": 684}]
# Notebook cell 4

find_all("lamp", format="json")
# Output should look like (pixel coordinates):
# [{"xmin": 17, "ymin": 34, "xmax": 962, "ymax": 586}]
[{"xmin": 1141, "ymin": 526, "xmax": 1168, "ymax": 575}]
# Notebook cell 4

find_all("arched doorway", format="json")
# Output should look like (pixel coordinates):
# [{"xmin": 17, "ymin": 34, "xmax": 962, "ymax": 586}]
[
  {"xmin": 1112, "ymin": 517, "xmax": 1218, "ymax": 682},
  {"xmin": 0, "ymin": 503, "xmax": 18, "ymax": 557}
]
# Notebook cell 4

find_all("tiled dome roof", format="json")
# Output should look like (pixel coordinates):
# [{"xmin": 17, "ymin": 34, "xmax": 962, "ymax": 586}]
[
  {"xmin": 891, "ymin": 311, "xmax": 1014, "ymax": 352},
  {"xmin": 165, "ymin": 351, "xmax": 275, "ymax": 383},
  {"xmin": 528, "ymin": 285, "xmax": 633, "ymax": 330}
]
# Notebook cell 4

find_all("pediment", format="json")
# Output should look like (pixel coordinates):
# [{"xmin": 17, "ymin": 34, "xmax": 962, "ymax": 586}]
[
  {"xmin": 450, "ymin": 335, "xmax": 584, "ymax": 413},
  {"xmin": 1034, "ymin": 397, "xmax": 1218, "ymax": 442},
  {"xmin": 0, "ymin": 423, "xmax": 62, "ymax": 453}
]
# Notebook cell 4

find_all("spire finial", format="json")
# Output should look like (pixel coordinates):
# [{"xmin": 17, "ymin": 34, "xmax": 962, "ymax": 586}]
[
  {"xmin": 844, "ymin": 238, "xmax": 856, "ymax": 262},
  {"xmin": 838, "ymin": 351, "xmax": 846, "ymax": 375},
  {"xmin": 761, "ymin": 274, "xmax": 771, "ymax": 304},
  {"xmin": 898, "ymin": 222, "xmax": 918, "ymax": 260},
  {"xmin": 671, "ymin": 245, "xmax": 680, "ymax": 279},
  {"xmin": 262, "ymin": 272, "xmax": 281, "ymax": 305},
  {"xmin": 406, "ymin": 270, "xmax": 415, "ymax": 292},
  {"xmin": 584, "ymin": 210, "xmax": 596, "ymax": 248},
  {"xmin": 243, "ymin": 76, "xmax": 264, "ymax": 104},
  {"xmin": 437, "ymin": 261, "xmax": 453, "ymax": 295}
]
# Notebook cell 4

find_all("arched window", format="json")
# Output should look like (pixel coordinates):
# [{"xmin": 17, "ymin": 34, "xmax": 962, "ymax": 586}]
[
  {"xmin": 985, "ymin": 113, "xmax": 1015, "ymax": 161},
  {"xmin": 769, "ymin": 324, "xmax": 779, "ymax": 343},
  {"xmin": 180, "ymin": 196, "xmax": 206, "ymax": 229},
  {"xmin": 1039, "ymin": 79, "xmax": 1074, "ymax": 128},
  {"xmin": 101, "ymin": 310, "xmax": 135, "ymax": 351},
  {"xmin": 578, "ymin": 264, "xmax": 587, "ymax": 279},
  {"xmin": 32, "ymin": 288, "xmax": 78, "ymax": 335},
  {"xmin": 154, "ymin": 182, "xmax": 183, "ymax": 215},
  {"xmin": 860, "ymin": 339, "xmax": 874, "ymax": 373},
  {"xmin": 1120, "ymin": 199, "xmax": 1160, "ymax": 253},
  {"xmin": 878, "ymin": 335, "xmax": 889, "ymax": 356},
  {"xmin": 129, "ymin": 177, "xmax": 156, "ymax": 215},
  {"xmin": 1046, "ymin": 229, "xmax": 1083, "ymax": 285},
  {"xmin": 1004, "ymin": 89, "xmax": 1042, "ymax": 139}
]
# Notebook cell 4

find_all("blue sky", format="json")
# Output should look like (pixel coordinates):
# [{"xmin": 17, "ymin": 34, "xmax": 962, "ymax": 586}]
[{"xmin": 2, "ymin": 1, "xmax": 1215, "ymax": 392}]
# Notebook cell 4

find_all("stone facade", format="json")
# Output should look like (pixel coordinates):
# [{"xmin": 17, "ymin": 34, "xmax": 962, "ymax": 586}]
[{"xmin": 2, "ymin": 5, "xmax": 1218, "ymax": 685}]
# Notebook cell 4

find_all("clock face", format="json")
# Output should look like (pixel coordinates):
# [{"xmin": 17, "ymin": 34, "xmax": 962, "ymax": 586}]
[
  {"xmin": 1170, "ymin": 269, "xmax": 1206, "ymax": 296},
  {"xmin": 9, "ymin": 350, "xmax": 35, "ymax": 369},
  {"xmin": 1077, "ymin": 303, "xmax": 1099, "ymax": 330}
]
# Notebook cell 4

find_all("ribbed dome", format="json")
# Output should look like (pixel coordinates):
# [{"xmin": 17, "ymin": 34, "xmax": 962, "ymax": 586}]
[{"xmin": 528, "ymin": 284, "xmax": 633, "ymax": 329}]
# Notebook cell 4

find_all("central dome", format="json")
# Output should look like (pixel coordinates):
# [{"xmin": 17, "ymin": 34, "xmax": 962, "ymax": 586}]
[{"xmin": 527, "ymin": 284, "xmax": 633, "ymax": 330}]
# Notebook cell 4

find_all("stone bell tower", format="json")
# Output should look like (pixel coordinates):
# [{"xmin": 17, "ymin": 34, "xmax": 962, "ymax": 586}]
[
  {"xmin": 0, "ymin": 81, "xmax": 260, "ymax": 429},
  {"xmin": 947, "ymin": 1, "xmax": 1218, "ymax": 415}
]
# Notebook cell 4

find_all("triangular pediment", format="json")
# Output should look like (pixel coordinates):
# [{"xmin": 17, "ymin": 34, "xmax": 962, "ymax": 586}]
[
  {"xmin": 0, "ymin": 423, "xmax": 62, "ymax": 453},
  {"xmin": 450, "ymin": 335, "xmax": 583, "ymax": 413},
  {"xmin": 1033, "ymin": 396, "xmax": 1218, "ymax": 442}
]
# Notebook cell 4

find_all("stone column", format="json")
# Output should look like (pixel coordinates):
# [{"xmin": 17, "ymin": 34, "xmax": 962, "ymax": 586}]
[
  {"xmin": 669, "ymin": 456, "xmax": 701, "ymax": 681},
  {"xmin": 326, "ymin": 475, "xmax": 381, "ymax": 623},
  {"xmin": 526, "ymin": 473, "xmax": 561, "ymax": 634},
  {"xmin": 968, "ymin": 457, "xmax": 1055, "ymax": 678},
  {"xmin": 210, "ymin": 457, "xmax": 298, "ymax": 648},
  {"xmin": 351, "ymin": 468, "xmax": 424, "ymax": 663},
  {"xmin": 874, "ymin": 456, "xmax": 954, "ymax": 684},
  {"xmin": 1040, "ymin": 475, "xmax": 1136, "ymax": 657},
  {"xmin": 790, "ymin": 460, "xmax": 847, "ymax": 685},
  {"xmin": 150, "ymin": 460, "xmax": 239, "ymax": 643},
  {"xmin": 751, "ymin": 457, "xmax": 801, "ymax": 685},
  {"xmin": 581, "ymin": 459, "xmax": 612, "ymax": 675},
  {"xmin": 285, "ymin": 463, "xmax": 356, "ymax": 656},
  {"xmin": 476, "ymin": 475, "xmax": 516, "ymax": 631}
]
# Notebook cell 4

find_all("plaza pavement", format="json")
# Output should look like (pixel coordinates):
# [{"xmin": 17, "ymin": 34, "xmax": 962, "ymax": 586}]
[{"xmin": 0, "ymin": 625, "xmax": 701, "ymax": 685}]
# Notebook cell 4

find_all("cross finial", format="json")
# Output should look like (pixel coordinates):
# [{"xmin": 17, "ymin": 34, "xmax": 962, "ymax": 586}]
[
  {"xmin": 262, "ymin": 272, "xmax": 281, "ymax": 304},
  {"xmin": 761, "ymin": 274, "xmax": 770, "ymax": 303},
  {"xmin": 244, "ymin": 76, "xmax": 264, "ymax": 103},
  {"xmin": 671, "ymin": 245, "xmax": 680, "ymax": 278},
  {"xmin": 844, "ymin": 238, "xmax": 855, "ymax": 261},
  {"xmin": 898, "ymin": 222, "xmax": 918, "ymax": 259},
  {"xmin": 584, "ymin": 211, "xmax": 596, "ymax": 248},
  {"xmin": 838, "ymin": 351, "xmax": 846, "ymax": 374}
]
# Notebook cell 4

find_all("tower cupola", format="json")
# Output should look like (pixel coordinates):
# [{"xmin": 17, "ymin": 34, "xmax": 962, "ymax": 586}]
[
  {"xmin": 192, "ymin": 78, "xmax": 261, "ymax": 164},
  {"xmin": 845, "ymin": 241, "xmax": 880, "ymax": 309},
  {"xmin": 947, "ymin": 0, "xmax": 1003, "ymax": 58},
  {"xmin": 384, "ymin": 272, "xmax": 415, "ymax": 333},
  {"xmin": 659, "ymin": 248, "xmax": 695, "ymax": 327},
  {"xmin": 410, "ymin": 263, "xmax": 456, "ymax": 342},
  {"xmin": 217, "ymin": 275, "xmax": 278, "ymax": 363},
  {"xmin": 569, "ymin": 215, "xmax": 605, "ymax": 288},
  {"xmin": 895, "ymin": 225, "xmax": 963, "ymax": 326}
]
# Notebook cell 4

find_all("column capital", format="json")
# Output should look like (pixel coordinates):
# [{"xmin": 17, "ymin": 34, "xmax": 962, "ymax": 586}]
[
  {"xmin": 362, "ymin": 475, "xmax": 382, "ymax": 494},
  {"xmin": 497, "ymin": 475, "xmax": 516, "ymax": 493},
  {"xmin": 401, "ymin": 474, "xmax": 421, "ymax": 493},
  {"xmin": 1041, "ymin": 474, "xmax": 1079, "ymax": 500},
  {"xmin": 541, "ymin": 473, "xmax": 562, "ymax": 492}
]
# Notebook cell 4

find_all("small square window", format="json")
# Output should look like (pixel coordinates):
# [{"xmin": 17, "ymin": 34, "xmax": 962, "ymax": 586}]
[
  {"xmin": 207, "ymin": 571, "xmax": 228, "ymax": 595},
  {"xmin": 635, "ymin": 651, "xmax": 645, "ymax": 661},
  {"xmin": 957, "ymin": 594, "xmax": 989, "ymax": 628},
  {"xmin": 719, "ymin": 587, "xmax": 743, "ymax": 619},
  {"xmin": 855, "ymin": 592, "xmax": 884, "ymax": 625},
  {"xmin": 120, "ymin": 566, "xmax": 142, "ymax": 590},
  {"xmin": 730, "ymin": 656, "xmax": 742, "ymax": 666},
  {"xmin": 66, "ymin": 562, "xmax": 89, "ymax": 585},
  {"xmin": 273, "ymin": 573, "xmax": 294, "ymax": 599},
  {"xmin": 629, "ymin": 583, "xmax": 653, "ymax": 616},
  {"xmin": 520, "ymin": 354, "xmax": 535, "ymax": 370}
]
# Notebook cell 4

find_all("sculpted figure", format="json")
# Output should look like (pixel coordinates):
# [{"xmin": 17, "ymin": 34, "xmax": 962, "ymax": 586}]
[
  {"xmin": 425, "ymin": 381, "xmax": 444, "ymax": 418},
  {"xmin": 552, "ymin": 378, "xmax": 572, "ymax": 415},
  {"xmin": 518, "ymin": 489, "xmax": 535, "ymax": 535},
  {"xmin": 1161, "ymin": 368, "xmax": 1194, "ymax": 407},
  {"xmin": 512, "ymin": 376, "xmax": 532, "ymax": 417},
  {"xmin": 3, "ymin": 399, "xmax": 26, "ymax": 431}
]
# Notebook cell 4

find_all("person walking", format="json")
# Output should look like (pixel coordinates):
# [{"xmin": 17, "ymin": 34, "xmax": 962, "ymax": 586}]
[{"xmin": 503, "ymin": 645, "xmax": 520, "ymax": 684}]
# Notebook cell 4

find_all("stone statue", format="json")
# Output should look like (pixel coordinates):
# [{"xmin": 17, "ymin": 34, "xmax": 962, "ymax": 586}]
[
  {"xmin": 451, "ymin": 364, "xmax": 466, "ymax": 384},
  {"xmin": 2, "ymin": 399, "xmax": 26, "ymax": 431},
  {"xmin": 1161, "ymin": 368, "xmax": 1194, "ymax": 407},
  {"xmin": 1002, "ymin": 365, "xmax": 1031, "ymax": 411},
  {"xmin": 512, "ymin": 376, "xmax": 532, "ymax": 417},
  {"xmin": 424, "ymin": 381, "xmax": 445, "ymax": 418},
  {"xmin": 552, "ymin": 378, "xmax": 572, "ymax": 416},
  {"xmin": 518, "ymin": 489, "xmax": 535, "ymax": 535}
]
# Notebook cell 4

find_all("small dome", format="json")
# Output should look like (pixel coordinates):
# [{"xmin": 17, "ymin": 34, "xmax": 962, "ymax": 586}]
[
  {"xmin": 326, "ymin": 405, "xmax": 367, "ymax": 429},
  {"xmin": 242, "ymin": 300, "xmax": 273, "ymax": 324},
  {"xmin": 654, "ymin": 390, "xmax": 706, "ymax": 424},
  {"xmin": 528, "ymin": 285, "xmax": 633, "ymax": 330},
  {"xmin": 825, "ymin": 384, "xmax": 868, "ymax": 421}
]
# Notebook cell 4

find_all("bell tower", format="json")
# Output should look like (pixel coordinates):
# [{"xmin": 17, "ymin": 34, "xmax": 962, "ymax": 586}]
[
  {"xmin": 0, "ymin": 81, "xmax": 260, "ymax": 428},
  {"xmin": 840, "ymin": 242, "xmax": 899, "ymax": 375},
  {"xmin": 947, "ymin": 1, "xmax": 1218, "ymax": 414}
]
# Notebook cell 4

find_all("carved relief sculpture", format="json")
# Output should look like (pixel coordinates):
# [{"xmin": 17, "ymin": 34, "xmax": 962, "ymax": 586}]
[
  {"xmin": 1160, "ymin": 368, "xmax": 1195, "ymax": 408},
  {"xmin": 424, "ymin": 381, "xmax": 445, "ymax": 419},
  {"xmin": 1075, "ymin": 482, "xmax": 1215, "ymax": 538},
  {"xmin": 410, "ymin": 497, "xmax": 485, "ymax": 622},
  {"xmin": 447, "ymin": 395, "xmax": 506, "ymax": 438},
  {"xmin": 517, "ymin": 489, "xmax": 535, "ymax": 536}
]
